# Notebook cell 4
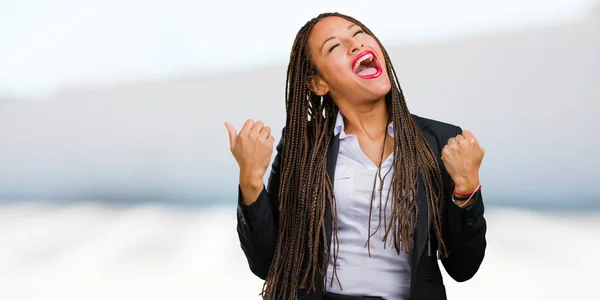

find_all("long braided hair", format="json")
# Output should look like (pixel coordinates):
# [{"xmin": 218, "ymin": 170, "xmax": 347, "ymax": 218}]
[{"xmin": 262, "ymin": 12, "xmax": 447, "ymax": 300}]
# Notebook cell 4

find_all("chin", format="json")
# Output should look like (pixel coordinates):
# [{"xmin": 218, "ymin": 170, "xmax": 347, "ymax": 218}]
[{"xmin": 370, "ymin": 76, "xmax": 392, "ymax": 98}]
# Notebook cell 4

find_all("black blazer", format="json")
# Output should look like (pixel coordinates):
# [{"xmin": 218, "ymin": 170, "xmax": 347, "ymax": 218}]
[{"xmin": 236, "ymin": 115, "xmax": 487, "ymax": 300}]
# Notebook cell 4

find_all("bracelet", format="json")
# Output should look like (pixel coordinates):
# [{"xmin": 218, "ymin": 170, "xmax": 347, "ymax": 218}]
[
  {"xmin": 452, "ymin": 184, "xmax": 481, "ymax": 208},
  {"xmin": 454, "ymin": 185, "xmax": 482, "ymax": 197}
]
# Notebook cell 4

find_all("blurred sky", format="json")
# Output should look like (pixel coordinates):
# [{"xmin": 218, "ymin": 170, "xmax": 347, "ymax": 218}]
[{"xmin": 1, "ymin": 0, "xmax": 598, "ymax": 98}]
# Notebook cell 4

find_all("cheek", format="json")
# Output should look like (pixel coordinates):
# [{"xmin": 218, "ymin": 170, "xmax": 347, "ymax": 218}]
[
  {"xmin": 321, "ymin": 59, "xmax": 350, "ymax": 82},
  {"xmin": 380, "ymin": 59, "xmax": 390, "ymax": 77},
  {"xmin": 331, "ymin": 55, "xmax": 350, "ymax": 72}
]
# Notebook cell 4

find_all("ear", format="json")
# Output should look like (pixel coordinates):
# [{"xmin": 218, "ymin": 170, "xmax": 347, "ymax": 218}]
[{"xmin": 307, "ymin": 74, "xmax": 330, "ymax": 96}]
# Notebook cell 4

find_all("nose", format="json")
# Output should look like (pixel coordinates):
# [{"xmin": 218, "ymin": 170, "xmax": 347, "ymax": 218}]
[{"xmin": 350, "ymin": 42, "xmax": 363, "ymax": 54}]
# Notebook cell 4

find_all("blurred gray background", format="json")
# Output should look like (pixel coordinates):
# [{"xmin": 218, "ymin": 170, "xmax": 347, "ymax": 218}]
[
  {"xmin": 0, "ymin": 1, "xmax": 599, "ymax": 299},
  {"xmin": 1, "ymin": 2, "xmax": 599, "ymax": 208}
]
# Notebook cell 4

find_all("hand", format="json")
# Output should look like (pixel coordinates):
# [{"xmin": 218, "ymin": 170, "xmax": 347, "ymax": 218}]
[
  {"xmin": 225, "ymin": 119, "xmax": 275, "ymax": 189},
  {"xmin": 441, "ymin": 130, "xmax": 485, "ymax": 194}
]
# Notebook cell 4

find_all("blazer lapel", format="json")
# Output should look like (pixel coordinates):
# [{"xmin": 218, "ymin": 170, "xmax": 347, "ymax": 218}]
[
  {"xmin": 412, "ymin": 173, "xmax": 428, "ymax": 279},
  {"xmin": 411, "ymin": 116, "xmax": 432, "ymax": 292},
  {"xmin": 325, "ymin": 132, "xmax": 340, "ymax": 253}
]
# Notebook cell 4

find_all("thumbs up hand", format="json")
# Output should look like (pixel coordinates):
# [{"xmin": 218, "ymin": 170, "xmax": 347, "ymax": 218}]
[{"xmin": 225, "ymin": 119, "xmax": 275, "ymax": 201}]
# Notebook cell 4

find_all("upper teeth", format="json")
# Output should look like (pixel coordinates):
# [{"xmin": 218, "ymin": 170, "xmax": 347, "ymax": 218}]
[{"xmin": 353, "ymin": 54, "xmax": 374, "ymax": 72}]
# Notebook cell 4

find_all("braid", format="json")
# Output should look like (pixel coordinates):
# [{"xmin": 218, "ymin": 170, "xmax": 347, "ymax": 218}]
[{"xmin": 262, "ymin": 12, "xmax": 447, "ymax": 300}]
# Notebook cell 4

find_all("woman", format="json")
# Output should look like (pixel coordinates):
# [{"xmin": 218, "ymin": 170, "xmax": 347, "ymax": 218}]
[{"xmin": 225, "ymin": 12, "xmax": 486, "ymax": 300}]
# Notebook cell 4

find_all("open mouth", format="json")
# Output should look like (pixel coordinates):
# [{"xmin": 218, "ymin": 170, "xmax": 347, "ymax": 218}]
[{"xmin": 352, "ymin": 50, "xmax": 382, "ymax": 79}]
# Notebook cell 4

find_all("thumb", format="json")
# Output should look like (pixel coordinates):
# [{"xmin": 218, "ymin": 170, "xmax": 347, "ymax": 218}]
[{"xmin": 224, "ymin": 122, "xmax": 237, "ymax": 149}]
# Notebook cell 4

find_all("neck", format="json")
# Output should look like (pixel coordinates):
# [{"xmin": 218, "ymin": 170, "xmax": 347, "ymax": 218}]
[{"xmin": 339, "ymin": 97, "xmax": 388, "ymax": 139}]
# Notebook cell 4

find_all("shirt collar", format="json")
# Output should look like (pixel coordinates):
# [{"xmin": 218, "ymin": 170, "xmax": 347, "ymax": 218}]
[{"xmin": 334, "ymin": 110, "xmax": 394, "ymax": 139}]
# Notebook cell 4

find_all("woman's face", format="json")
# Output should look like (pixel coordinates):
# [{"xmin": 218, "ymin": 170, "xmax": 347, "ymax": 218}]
[{"xmin": 307, "ymin": 16, "xmax": 391, "ymax": 105}]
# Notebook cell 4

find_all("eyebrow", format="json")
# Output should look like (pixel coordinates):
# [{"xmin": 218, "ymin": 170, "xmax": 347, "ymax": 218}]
[{"xmin": 320, "ymin": 24, "xmax": 358, "ymax": 51}]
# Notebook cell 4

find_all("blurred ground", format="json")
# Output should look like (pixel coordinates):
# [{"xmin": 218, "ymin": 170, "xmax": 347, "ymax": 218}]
[{"xmin": 0, "ymin": 204, "xmax": 598, "ymax": 299}]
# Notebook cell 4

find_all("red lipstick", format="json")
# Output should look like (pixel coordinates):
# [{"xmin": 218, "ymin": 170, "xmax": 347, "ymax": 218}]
[{"xmin": 351, "ymin": 50, "xmax": 382, "ymax": 79}]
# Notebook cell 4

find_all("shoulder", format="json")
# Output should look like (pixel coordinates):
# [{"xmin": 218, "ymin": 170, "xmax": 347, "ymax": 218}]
[
  {"xmin": 411, "ymin": 114, "xmax": 462, "ymax": 137},
  {"xmin": 411, "ymin": 114, "xmax": 462, "ymax": 154}
]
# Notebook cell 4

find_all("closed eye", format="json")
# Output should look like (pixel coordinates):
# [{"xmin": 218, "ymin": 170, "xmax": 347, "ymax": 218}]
[
  {"xmin": 353, "ymin": 30, "xmax": 365, "ymax": 36},
  {"xmin": 328, "ymin": 44, "xmax": 340, "ymax": 53}
]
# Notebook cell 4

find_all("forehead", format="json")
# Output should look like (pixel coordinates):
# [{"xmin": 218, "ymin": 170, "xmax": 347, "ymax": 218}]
[{"xmin": 308, "ymin": 16, "xmax": 357, "ymax": 45}]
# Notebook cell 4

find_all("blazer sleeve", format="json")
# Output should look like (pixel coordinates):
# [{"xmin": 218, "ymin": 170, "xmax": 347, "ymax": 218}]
[
  {"xmin": 440, "ymin": 125, "xmax": 487, "ymax": 282},
  {"xmin": 236, "ymin": 128, "xmax": 284, "ymax": 280}
]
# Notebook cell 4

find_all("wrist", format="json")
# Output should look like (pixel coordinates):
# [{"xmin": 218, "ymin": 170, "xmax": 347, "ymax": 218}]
[
  {"xmin": 239, "ymin": 176, "xmax": 264, "ymax": 206},
  {"xmin": 239, "ymin": 178, "xmax": 263, "ymax": 191},
  {"xmin": 452, "ymin": 176, "xmax": 480, "ymax": 194},
  {"xmin": 239, "ymin": 170, "xmax": 264, "ymax": 191},
  {"xmin": 452, "ymin": 182, "xmax": 481, "ymax": 208}
]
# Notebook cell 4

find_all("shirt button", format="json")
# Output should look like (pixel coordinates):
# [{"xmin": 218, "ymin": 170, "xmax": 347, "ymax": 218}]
[{"xmin": 467, "ymin": 218, "xmax": 474, "ymax": 226}]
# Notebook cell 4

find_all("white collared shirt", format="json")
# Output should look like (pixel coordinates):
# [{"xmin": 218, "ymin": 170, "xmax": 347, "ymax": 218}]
[{"xmin": 325, "ymin": 111, "xmax": 411, "ymax": 300}]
